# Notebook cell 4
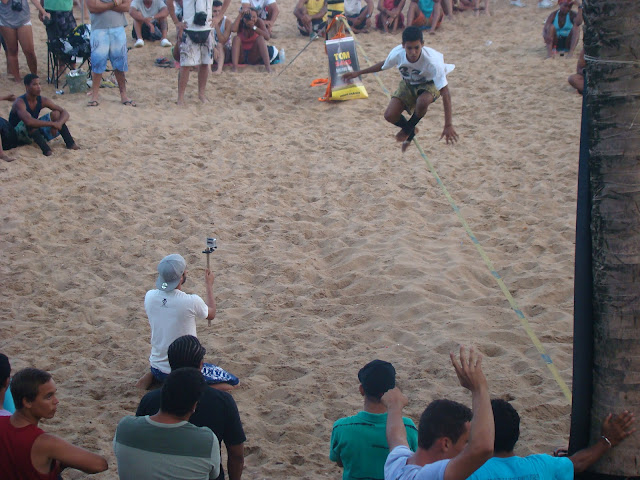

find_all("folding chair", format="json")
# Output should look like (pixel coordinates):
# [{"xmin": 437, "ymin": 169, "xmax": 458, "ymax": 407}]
[{"xmin": 47, "ymin": 24, "xmax": 92, "ymax": 89}]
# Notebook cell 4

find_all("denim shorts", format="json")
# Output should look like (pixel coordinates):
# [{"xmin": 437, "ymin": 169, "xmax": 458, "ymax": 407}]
[{"xmin": 90, "ymin": 26, "xmax": 128, "ymax": 73}]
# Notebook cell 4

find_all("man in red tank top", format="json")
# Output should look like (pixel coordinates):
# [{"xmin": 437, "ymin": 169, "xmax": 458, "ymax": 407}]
[{"xmin": 0, "ymin": 368, "xmax": 108, "ymax": 479}]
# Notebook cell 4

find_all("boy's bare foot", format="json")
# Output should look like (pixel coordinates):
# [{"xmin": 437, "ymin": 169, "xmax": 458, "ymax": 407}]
[
  {"xmin": 67, "ymin": 143, "xmax": 80, "ymax": 150},
  {"xmin": 0, "ymin": 152, "xmax": 15, "ymax": 162},
  {"xmin": 401, "ymin": 139, "xmax": 412, "ymax": 153},
  {"xmin": 199, "ymin": 95, "xmax": 208, "ymax": 103}
]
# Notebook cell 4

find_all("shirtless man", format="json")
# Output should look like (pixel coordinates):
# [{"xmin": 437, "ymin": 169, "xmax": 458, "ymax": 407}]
[
  {"xmin": 0, "ymin": 368, "xmax": 108, "ymax": 478},
  {"xmin": 543, "ymin": 0, "xmax": 582, "ymax": 58}
]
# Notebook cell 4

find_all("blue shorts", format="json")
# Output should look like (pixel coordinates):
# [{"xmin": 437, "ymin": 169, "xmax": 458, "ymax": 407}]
[
  {"xmin": 90, "ymin": 26, "xmax": 128, "ymax": 74},
  {"xmin": 151, "ymin": 362, "xmax": 239, "ymax": 386}
]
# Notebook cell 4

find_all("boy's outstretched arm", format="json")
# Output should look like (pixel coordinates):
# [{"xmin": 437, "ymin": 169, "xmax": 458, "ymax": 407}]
[
  {"xmin": 342, "ymin": 61, "xmax": 385, "ymax": 81},
  {"xmin": 439, "ymin": 85, "xmax": 458, "ymax": 144}
]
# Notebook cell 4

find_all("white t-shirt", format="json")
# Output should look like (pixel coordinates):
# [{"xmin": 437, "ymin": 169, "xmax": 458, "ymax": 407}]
[
  {"xmin": 385, "ymin": 446, "xmax": 450, "ymax": 480},
  {"xmin": 240, "ymin": 0, "xmax": 275, "ymax": 18},
  {"xmin": 344, "ymin": 0, "xmax": 362, "ymax": 16},
  {"xmin": 131, "ymin": 0, "xmax": 167, "ymax": 18},
  {"xmin": 382, "ymin": 45, "xmax": 454, "ymax": 90},
  {"xmin": 145, "ymin": 289, "xmax": 209, "ymax": 373},
  {"xmin": 183, "ymin": 0, "xmax": 213, "ymax": 31}
]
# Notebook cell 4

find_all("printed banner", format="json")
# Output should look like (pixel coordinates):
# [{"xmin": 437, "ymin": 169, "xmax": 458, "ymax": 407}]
[{"xmin": 326, "ymin": 36, "xmax": 368, "ymax": 101}]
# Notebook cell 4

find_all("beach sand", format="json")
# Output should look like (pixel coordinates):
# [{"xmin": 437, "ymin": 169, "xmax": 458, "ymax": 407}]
[{"xmin": 1, "ymin": 0, "xmax": 582, "ymax": 478}]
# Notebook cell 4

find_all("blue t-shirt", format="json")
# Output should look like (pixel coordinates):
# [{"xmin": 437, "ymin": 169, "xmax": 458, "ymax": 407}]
[
  {"xmin": 2, "ymin": 386, "xmax": 15, "ymax": 414},
  {"xmin": 467, "ymin": 454, "xmax": 574, "ymax": 480},
  {"xmin": 417, "ymin": 0, "xmax": 434, "ymax": 17}
]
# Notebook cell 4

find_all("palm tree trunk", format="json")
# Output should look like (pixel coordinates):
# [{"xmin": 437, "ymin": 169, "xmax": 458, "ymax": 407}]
[{"xmin": 584, "ymin": 0, "xmax": 640, "ymax": 475}]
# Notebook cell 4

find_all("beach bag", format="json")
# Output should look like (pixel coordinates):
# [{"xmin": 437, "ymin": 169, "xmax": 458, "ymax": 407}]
[
  {"xmin": 186, "ymin": 29, "xmax": 211, "ymax": 44},
  {"xmin": 0, "ymin": 117, "xmax": 17, "ymax": 151}
]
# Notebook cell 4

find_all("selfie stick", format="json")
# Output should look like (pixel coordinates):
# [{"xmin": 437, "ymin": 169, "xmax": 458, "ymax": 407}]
[
  {"xmin": 203, "ymin": 238, "xmax": 217, "ymax": 326},
  {"xmin": 277, "ymin": 24, "xmax": 325, "ymax": 77}
]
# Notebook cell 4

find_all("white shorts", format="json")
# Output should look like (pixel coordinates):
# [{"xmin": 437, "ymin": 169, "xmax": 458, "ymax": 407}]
[{"xmin": 179, "ymin": 30, "xmax": 214, "ymax": 66}]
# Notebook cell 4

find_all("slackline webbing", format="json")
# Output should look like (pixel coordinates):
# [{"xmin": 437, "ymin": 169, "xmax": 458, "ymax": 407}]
[{"xmin": 337, "ymin": 16, "xmax": 572, "ymax": 404}]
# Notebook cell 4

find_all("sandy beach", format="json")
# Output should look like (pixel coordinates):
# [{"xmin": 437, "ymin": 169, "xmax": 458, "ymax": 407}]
[{"xmin": 1, "ymin": 0, "xmax": 583, "ymax": 477}]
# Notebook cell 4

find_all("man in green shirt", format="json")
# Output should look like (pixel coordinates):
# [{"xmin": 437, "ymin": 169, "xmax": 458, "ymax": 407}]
[{"xmin": 330, "ymin": 360, "xmax": 419, "ymax": 480}]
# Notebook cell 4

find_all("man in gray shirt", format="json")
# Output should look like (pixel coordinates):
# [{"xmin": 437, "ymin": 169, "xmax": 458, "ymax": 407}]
[{"xmin": 86, "ymin": 0, "xmax": 136, "ymax": 107}]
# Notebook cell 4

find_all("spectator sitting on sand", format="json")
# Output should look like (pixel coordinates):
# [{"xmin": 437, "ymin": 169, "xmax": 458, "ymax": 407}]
[
  {"xmin": 211, "ymin": 0, "xmax": 232, "ymax": 74},
  {"xmin": 568, "ymin": 48, "xmax": 585, "ymax": 94},
  {"xmin": 0, "ymin": 368, "xmax": 108, "ymax": 478},
  {"xmin": 381, "ymin": 346, "xmax": 494, "ymax": 480},
  {"xmin": 9, "ymin": 74, "xmax": 79, "ymax": 157},
  {"xmin": 130, "ymin": 0, "xmax": 172, "ymax": 47},
  {"xmin": 466, "ymin": 399, "xmax": 636, "ymax": 480},
  {"xmin": 115, "ymin": 368, "xmax": 221, "ymax": 480},
  {"xmin": 375, "ymin": 0, "xmax": 405, "ymax": 34},
  {"xmin": 240, "ymin": 0, "xmax": 278, "ymax": 34},
  {"xmin": 231, "ymin": 8, "xmax": 273, "ymax": 73},
  {"xmin": 136, "ymin": 335, "xmax": 246, "ymax": 480},
  {"xmin": 330, "ymin": 360, "xmax": 418, "ymax": 480},
  {"xmin": 543, "ymin": 0, "xmax": 582, "ymax": 58},
  {"xmin": 406, "ymin": 0, "xmax": 450, "ymax": 33},
  {"xmin": 344, "ymin": 0, "xmax": 374, "ymax": 33},
  {"xmin": 293, "ymin": 0, "xmax": 327, "ymax": 36}
]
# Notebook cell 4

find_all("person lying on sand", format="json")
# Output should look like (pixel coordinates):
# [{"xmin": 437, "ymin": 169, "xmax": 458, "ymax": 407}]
[{"xmin": 343, "ymin": 26, "xmax": 458, "ymax": 152}]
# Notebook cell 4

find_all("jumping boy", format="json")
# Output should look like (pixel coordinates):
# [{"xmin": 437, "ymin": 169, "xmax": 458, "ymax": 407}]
[{"xmin": 343, "ymin": 26, "xmax": 457, "ymax": 152}]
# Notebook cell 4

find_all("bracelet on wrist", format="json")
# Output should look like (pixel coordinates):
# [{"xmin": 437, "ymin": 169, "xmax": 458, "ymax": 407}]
[{"xmin": 600, "ymin": 435, "xmax": 612, "ymax": 448}]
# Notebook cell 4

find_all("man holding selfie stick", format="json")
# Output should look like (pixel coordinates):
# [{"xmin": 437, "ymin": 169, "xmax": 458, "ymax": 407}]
[{"xmin": 136, "ymin": 253, "xmax": 216, "ymax": 389}]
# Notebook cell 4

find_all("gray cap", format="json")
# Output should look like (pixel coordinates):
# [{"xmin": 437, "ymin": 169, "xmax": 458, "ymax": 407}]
[{"xmin": 156, "ymin": 254, "xmax": 186, "ymax": 292}]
